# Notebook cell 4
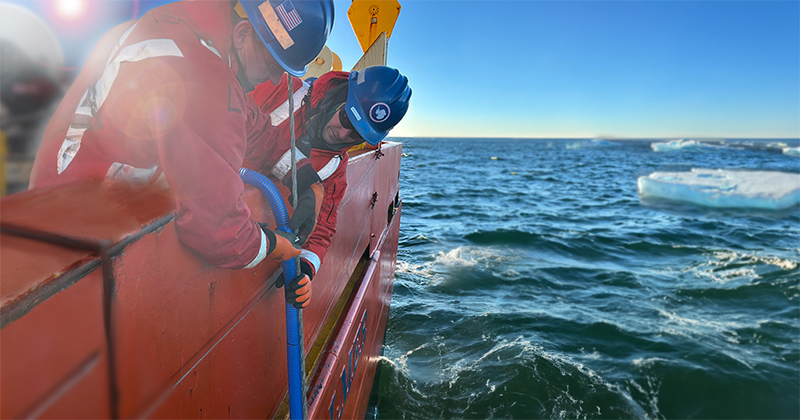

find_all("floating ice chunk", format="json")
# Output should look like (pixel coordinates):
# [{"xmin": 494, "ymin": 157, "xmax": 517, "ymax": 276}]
[
  {"xmin": 637, "ymin": 168, "xmax": 800, "ymax": 210},
  {"xmin": 566, "ymin": 139, "xmax": 619, "ymax": 149},
  {"xmin": 783, "ymin": 147, "xmax": 800, "ymax": 157},
  {"xmin": 650, "ymin": 139, "xmax": 717, "ymax": 152}
]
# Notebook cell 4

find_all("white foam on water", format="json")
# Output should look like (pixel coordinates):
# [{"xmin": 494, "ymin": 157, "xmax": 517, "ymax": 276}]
[
  {"xmin": 657, "ymin": 308, "xmax": 746, "ymax": 331},
  {"xmin": 390, "ymin": 342, "xmax": 432, "ymax": 377},
  {"xmin": 397, "ymin": 247, "xmax": 520, "ymax": 287},
  {"xmin": 687, "ymin": 250, "xmax": 798, "ymax": 283},
  {"xmin": 375, "ymin": 355, "xmax": 399, "ymax": 369},
  {"xmin": 399, "ymin": 247, "xmax": 519, "ymax": 274},
  {"xmin": 637, "ymin": 168, "xmax": 800, "ymax": 210},
  {"xmin": 631, "ymin": 357, "xmax": 671, "ymax": 368},
  {"xmin": 395, "ymin": 260, "xmax": 430, "ymax": 276},
  {"xmin": 389, "ymin": 333, "xmax": 650, "ymax": 418},
  {"xmin": 433, "ymin": 246, "xmax": 519, "ymax": 268},
  {"xmin": 377, "ymin": 348, "xmax": 429, "ymax": 398},
  {"xmin": 624, "ymin": 376, "xmax": 663, "ymax": 419},
  {"xmin": 657, "ymin": 309, "xmax": 702, "ymax": 327},
  {"xmin": 434, "ymin": 247, "xmax": 479, "ymax": 268},
  {"xmin": 395, "ymin": 259, "xmax": 446, "ymax": 287},
  {"xmin": 483, "ymin": 336, "xmax": 652, "ymax": 418},
  {"xmin": 484, "ymin": 378, "xmax": 496, "ymax": 393},
  {"xmin": 654, "ymin": 309, "xmax": 761, "ymax": 351},
  {"xmin": 582, "ymin": 350, "xmax": 602, "ymax": 360}
]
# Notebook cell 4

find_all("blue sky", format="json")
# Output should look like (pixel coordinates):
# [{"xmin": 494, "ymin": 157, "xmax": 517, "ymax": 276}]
[
  {"xmin": 7, "ymin": 0, "xmax": 800, "ymax": 139},
  {"xmin": 326, "ymin": 0, "xmax": 800, "ymax": 139}
]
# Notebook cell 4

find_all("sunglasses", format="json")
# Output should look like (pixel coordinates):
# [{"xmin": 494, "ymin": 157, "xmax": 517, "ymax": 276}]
[{"xmin": 338, "ymin": 108, "xmax": 364, "ymax": 141}]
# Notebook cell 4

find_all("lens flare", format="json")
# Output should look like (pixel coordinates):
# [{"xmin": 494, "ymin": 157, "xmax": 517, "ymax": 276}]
[{"xmin": 54, "ymin": 0, "xmax": 88, "ymax": 21}]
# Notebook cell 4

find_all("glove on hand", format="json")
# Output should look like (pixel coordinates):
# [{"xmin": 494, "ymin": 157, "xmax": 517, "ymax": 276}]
[
  {"xmin": 260, "ymin": 225, "xmax": 301, "ymax": 262},
  {"xmin": 289, "ymin": 182, "xmax": 324, "ymax": 245},
  {"xmin": 283, "ymin": 273, "xmax": 311, "ymax": 309}
]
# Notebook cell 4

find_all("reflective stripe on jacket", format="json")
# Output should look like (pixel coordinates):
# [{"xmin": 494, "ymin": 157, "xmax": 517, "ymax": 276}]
[
  {"xmin": 29, "ymin": 1, "xmax": 289, "ymax": 269},
  {"xmin": 250, "ymin": 72, "xmax": 351, "ymax": 275}
]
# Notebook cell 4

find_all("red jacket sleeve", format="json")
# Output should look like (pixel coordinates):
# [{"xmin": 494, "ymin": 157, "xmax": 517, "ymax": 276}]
[
  {"xmin": 300, "ymin": 152, "xmax": 348, "ymax": 274},
  {"xmin": 147, "ymin": 56, "xmax": 264, "ymax": 269}
]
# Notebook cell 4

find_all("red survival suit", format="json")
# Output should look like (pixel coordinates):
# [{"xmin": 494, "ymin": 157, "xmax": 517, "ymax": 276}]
[
  {"xmin": 249, "ymin": 72, "xmax": 355, "ymax": 278},
  {"xmin": 28, "ymin": 1, "xmax": 315, "ymax": 269}
]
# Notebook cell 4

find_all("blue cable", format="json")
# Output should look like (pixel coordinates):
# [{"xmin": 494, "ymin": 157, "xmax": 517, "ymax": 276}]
[{"xmin": 239, "ymin": 168, "xmax": 305, "ymax": 420}]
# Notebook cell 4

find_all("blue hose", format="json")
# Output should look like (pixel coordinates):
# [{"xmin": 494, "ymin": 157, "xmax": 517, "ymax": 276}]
[{"xmin": 239, "ymin": 168, "xmax": 305, "ymax": 420}]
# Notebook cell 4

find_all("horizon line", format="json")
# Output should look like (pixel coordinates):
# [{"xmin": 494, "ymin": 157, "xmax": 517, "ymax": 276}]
[{"xmin": 387, "ymin": 136, "xmax": 800, "ymax": 140}]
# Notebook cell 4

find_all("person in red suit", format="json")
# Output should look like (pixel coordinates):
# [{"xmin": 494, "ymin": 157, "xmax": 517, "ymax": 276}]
[
  {"xmin": 28, "ymin": 1, "xmax": 334, "ymax": 270},
  {"xmin": 250, "ymin": 65, "xmax": 411, "ymax": 308}
]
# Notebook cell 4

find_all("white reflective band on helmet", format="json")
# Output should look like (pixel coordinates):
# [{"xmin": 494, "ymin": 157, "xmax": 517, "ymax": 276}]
[
  {"xmin": 106, "ymin": 163, "xmax": 159, "ymax": 184},
  {"xmin": 316, "ymin": 156, "xmax": 342, "ymax": 181},
  {"xmin": 270, "ymin": 82, "xmax": 309, "ymax": 126},
  {"xmin": 244, "ymin": 228, "xmax": 268, "ymax": 269},
  {"xmin": 57, "ymin": 25, "xmax": 184, "ymax": 174},
  {"xmin": 300, "ymin": 249, "xmax": 320, "ymax": 273},
  {"xmin": 349, "ymin": 106, "xmax": 362, "ymax": 121},
  {"xmin": 271, "ymin": 147, "xmax": 307, "ymax": 181},
  {"xmin": 258, "ymin": 1, "xmax": 295, "ymax": 50}
]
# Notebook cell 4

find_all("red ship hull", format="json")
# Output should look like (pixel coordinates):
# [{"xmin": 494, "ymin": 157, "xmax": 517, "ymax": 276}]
[{"xmin": 1, "ymin": 142, "xmax": 402, "ymax": 419}]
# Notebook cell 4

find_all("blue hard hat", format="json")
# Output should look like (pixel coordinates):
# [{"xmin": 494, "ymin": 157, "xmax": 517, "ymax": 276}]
[
  {"xmin": 345, "ymin": 66, "xmax": 412, "ymax": 145},
  {"xmin": 239, "ymin": 0, "xmax": 334, "ymax": 77}
]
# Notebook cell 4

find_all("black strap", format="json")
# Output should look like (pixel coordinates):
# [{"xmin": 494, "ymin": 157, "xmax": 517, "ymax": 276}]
[{"xmin": 259, "ymin": 224, "xmax": 277, "ymax": 256}]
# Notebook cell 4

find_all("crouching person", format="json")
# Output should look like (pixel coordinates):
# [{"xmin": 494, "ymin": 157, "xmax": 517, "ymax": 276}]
[{"xmin": 249, "ymin": 66, "xmax": 412, "ymax": 308}]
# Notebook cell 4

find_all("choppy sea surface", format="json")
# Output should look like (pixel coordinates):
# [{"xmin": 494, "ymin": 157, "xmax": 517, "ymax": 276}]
[{"xmin": 373, "ymin": 138, "xmax": 800, "ymax": 419}]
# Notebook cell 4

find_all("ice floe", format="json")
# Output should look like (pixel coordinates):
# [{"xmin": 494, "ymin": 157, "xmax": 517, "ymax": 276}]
[
  {"xmin": 767, "ymin": 142, "xmax": 789, "ymax": 149},
  {"xmin": 783, "ymin": 147, "xmax": 800, "ymax": 157},
  {"xmin": 566, "ymin": 139, "xmax": 619, "ymax": 149},
  {"xmin": 637, "ymin": 168, "xmax": 800, "ymax": 210},
  {"xmin": 650, "ymin": 139, "xmax": 718, "ymax": 152}
]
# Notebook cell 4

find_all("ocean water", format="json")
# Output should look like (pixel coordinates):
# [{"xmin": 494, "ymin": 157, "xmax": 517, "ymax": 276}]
[{"xmin": 374, "ymin": 138, "xmax": 800, "ymax": 419}]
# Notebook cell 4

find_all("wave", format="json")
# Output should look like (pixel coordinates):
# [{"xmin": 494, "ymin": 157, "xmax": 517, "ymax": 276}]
[
  {"xmin": 398, "ymin": 233, "xmax": 434, "ymax": 247},
  {"xmin": 395, "ymin": 246, "xmax": 524, "ymax": 292},
  {"xmin": 390, "ymin": 138, "xmax": 800, "ymax": 419},
  {"xmin": 375, "ymin": 335, "xmax": 651, "ymax": 419},
  {"xmin": 673, "ymin": 249, "xmax": 799, "ymax": 291},
  {"xmin": 624, "ymin": 346, "xmax": 800, "ymax": 419},
  {"xmin": 387, "ymin": 267, "xmax": 800, "ymax": 419},
  {"xmin": 464, "ymin": 229, "xmax": 552, "ymax": 246},
  {"xmin": 462, "ymin": 228, "xmax": 713, "ymax": 266}
]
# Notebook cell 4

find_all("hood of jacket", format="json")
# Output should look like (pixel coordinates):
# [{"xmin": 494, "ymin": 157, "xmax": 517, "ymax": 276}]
[{"xmin": 309, "ymin": 71, "xmax": 349, "ymax": 108}]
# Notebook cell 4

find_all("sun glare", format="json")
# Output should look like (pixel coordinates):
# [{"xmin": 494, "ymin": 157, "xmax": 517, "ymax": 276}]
[{"xmin": 54, "ymin": 0, "xmax": 88, "ymax": 21}]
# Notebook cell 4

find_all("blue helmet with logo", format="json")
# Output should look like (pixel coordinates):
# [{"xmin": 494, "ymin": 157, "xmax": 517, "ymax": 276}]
[
  {"xmin": 344, "ymin": 66, "xmax": 412, "ymax": 145},
  {"xmin": 238, "ymin": 0, "xmax": 334, "ymax": 77}
]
